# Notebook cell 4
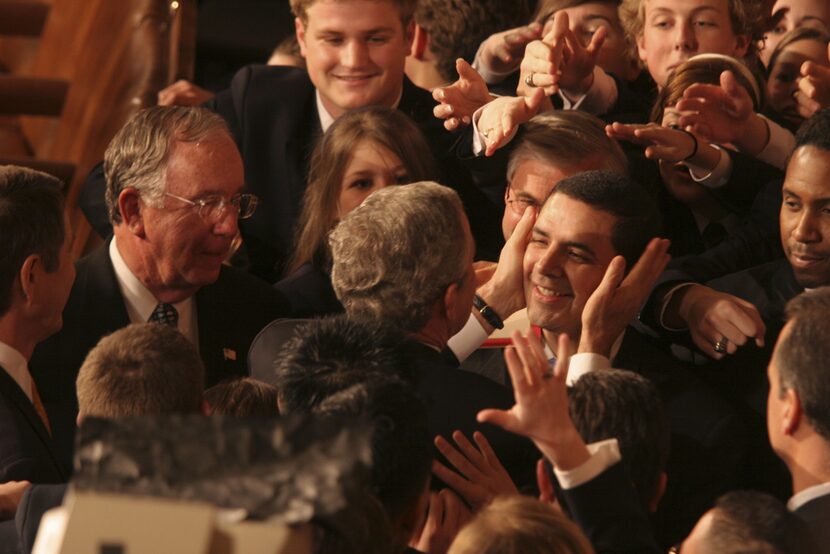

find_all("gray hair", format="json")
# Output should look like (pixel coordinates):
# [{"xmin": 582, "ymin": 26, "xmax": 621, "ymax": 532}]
[
  {"xmin": 507, "ymin": 111, "xmax": 628, "ymax": 183},
  {"xmin": 103, "ymin": 106, "xmax": 231, "ymax": 224},
  {"xmin": 329, "ymin": 182, "xmax": 470, "ymax": 333}
]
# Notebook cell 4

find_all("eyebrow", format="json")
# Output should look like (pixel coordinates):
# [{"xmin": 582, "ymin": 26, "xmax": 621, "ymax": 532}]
[
  {"xmin": 316, "ymin": 26, "xmax": 396, "ymax": 35},
  {"xmin": 650, "ymin": 6, "xmax": 720, "ymax": 16}
]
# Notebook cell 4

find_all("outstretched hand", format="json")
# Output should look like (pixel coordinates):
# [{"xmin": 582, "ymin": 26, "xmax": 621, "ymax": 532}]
[
  {"xmin": 433, "ymin": 59, "xmax": 494, "ymax": 131},
  {"xmin": 478, "ymin": 90, "xmax": 546, "ymax": 156},
  {"xmin": 579, "ymin": 238, "xmax": 671, "ymax": 357},
  {"xmin": 606, "ymin": 122, "xmax": 699, "ymax": 163},
  {"xmin": 516, "ymin": 11, "xmax": 605, "ymax": 98},
  {"xmin": 477, "ymin": 22, "xmax": 544, "ymax": 76},
  {"xmin": 432, "ymin": 430, "xmax": 519, "ymax": 512},
  {"xmin": 796, "ymin": 43, "xmax": 830, "ymax": 119},
  {"xmin": 409, "ymin": 489, "xmax": 471, "ymax": 554},
  {"xmin": 478, "ymin": 332, "xmax": 590, "ymax": 471}
]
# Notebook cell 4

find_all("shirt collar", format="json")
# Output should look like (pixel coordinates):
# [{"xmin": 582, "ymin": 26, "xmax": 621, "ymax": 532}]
[
  {"xmin": 0, "ymin": 340, "xmax": 32, "ymax": 403},
  {"xmin": 315, "ymin": 88, "xmax": 404, "ymax": 133},
  {"xmin": 109, "ymin": 239, "xmax": 194, "ymax": 329},
  {"xmin": 788, "ymin": 481, "xmax": 830, "ymax": 511},
  {"xmin": 544, "ymin": 331, "xmax": 625, "ymax": 363}
]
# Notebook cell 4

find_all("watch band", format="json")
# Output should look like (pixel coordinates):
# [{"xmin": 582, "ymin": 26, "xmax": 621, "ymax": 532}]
[{"xmin": 473, "ymin": 294, "xmax": 504, "ymax": 330}]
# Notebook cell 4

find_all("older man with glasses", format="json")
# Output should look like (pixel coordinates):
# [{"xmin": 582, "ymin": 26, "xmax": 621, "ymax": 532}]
[{"xmin": 29, "ymin": 106, "xmax": 292, "ymax": 470}]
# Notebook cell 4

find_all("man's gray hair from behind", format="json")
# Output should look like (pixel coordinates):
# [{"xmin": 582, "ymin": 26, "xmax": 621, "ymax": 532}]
[{"xmin": 329, "ymin": 181, "xmax": 470, "ymax": 333}]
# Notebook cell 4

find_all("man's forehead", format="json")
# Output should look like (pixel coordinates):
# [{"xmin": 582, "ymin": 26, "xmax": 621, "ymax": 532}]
[
  {"xmin": 785, "ymin": 146, "xmax": 830, "ymax": 197},
  {"xmin": 537, "ymin": 193, "xmax": 617, "ymax": 239},
  {"xmin": 305, "ymin": 0, "xmax": 405, "ymax": 27}
]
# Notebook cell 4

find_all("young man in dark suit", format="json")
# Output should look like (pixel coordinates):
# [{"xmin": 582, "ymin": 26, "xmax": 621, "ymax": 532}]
[
  {"xmin": 29, "ymin": 107, "xmax": 292, "ymax": 471},
  {"xmin": 0, "ymin": 166, "xmax": 73, "ymax": 486}
]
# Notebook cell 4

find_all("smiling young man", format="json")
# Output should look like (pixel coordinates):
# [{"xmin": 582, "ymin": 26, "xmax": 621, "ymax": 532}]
[{"xmin": 519, "ymin": 170, "xmax": 745, "ymax": 545}]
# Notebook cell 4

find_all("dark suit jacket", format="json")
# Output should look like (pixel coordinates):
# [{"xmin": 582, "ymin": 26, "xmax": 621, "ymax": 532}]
[
  {"xmin": 29, "ymin": 244, "xmax": 292, "ymax": 472},
  {"xmin": 0, "ymin": 369, "xmax": 66, "ymax": 485},
  {"xmin": 795, "ymin": 492, "xmax": 830, "ymax": 547},
  {"xmin": 401, "ymin": 341, "xmax": 539, "ymax": 490},
  {"xmin": 14, "ymin": 483, "xmax": 66, "ymax": 554},
  {"xmin": 556, "ymin": 461, "xmax": 661, "ymax": 554},
  {"xmin": 613, "ymin": 327, "xmax": 747, "ymax": 548}
]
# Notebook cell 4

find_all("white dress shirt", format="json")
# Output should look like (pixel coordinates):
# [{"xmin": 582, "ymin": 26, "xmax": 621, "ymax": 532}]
[
  {"xmin": 0, "ymin": 340, "xmax": 33, "ymax": 403},
  {"xmin": 109, "ymin": 239, "xmax": 198, "ymax": 348},
  {"xmin": 788, "ymin": 482, "xmax": 830, "ymax": 511}
]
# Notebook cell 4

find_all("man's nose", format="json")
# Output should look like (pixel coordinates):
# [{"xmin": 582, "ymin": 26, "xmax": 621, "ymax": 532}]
[
  {"xmin": 674, "ymin": 21, "xmax": 698, "ymax": 52},
  {"xmin": 212, "ymin": 205, "xmax": 239, "ymax": 237},
  {"xmin": 342, "ymin": 40, "xmax": 368, "ymax": 67},
  {"xmin": 535, "ymin": 247, "xmax": 565, "ymax": 278},
  {"xmin": 793, "ymin": 211, "xmax": 821, "ymax": 243}
]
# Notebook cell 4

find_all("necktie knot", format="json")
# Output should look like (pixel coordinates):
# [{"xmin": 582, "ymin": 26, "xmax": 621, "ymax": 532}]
[{"xmin": 149, "ymin": 302, "xmax": 178, "ymax": 327}]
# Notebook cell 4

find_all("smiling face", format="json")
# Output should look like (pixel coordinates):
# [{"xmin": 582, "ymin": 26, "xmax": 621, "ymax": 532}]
[
  {"xmin": 338, "ymin": 139, "xmax": 407, "ymax": 217},
  {"xmin": 296, "ymin": 0, "xmax": 413, "ymax": 119},
  {"xmin": 636, "ymin": 0, "xmax": 749, "ymax": 87},
  {"xmin": 135, "ymin": 132, "xmax": 244, "ymax": 300},
  {"xmin": 523, "ymin": 193, "xmax": 619, "ymax": 341},
  {"xmin": 767, "ymin": 38, "xmax": 830, "ymax": 126},
  {"xmin": 780, "ymin": 146, "xmax": 830, "ymax": 289},
  {"xmin": 762, "ymin": 0, "xmax": 830, "ymax": 66}
]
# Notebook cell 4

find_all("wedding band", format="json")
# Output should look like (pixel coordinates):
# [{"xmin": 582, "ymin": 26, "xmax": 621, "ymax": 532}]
[
  {"xmin": 525, "ymin": 73, "xmax": 537, "ymax": 88},
  {"xmin": 541, "ymin": 369, "xmax": 555, "ymax": 380},
  {"xmin": 482, "ymin": 128, "xmax": 493, "ymax": 139},
  {"xmin": 714, "ymin": 337, "xmax": 729, "ymax": 354}
]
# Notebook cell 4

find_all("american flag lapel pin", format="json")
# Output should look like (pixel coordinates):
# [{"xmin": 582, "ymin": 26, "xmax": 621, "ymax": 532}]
[{"xmin": 223, "ymin": 348, "xmax": 237, "ymax": 361}]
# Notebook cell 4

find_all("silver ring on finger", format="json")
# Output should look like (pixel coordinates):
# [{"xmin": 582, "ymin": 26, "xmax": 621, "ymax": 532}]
[
  {"xmin": 525, "ymin": 73, "xmax": 537, "ymax": 88},
  {"xmin": 713, "ymin": 337, "xmax": 729, "ymax": 354}
]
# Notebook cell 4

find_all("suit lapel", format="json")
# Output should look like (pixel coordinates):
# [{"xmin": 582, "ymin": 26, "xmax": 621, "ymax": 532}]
[
  {"xmin": 195, "ymin": 269, "xmax": 248, "ymax": 387},
  {"xmin": 0, "ymin": 369, "xmax": 66, "ymax": 479}
]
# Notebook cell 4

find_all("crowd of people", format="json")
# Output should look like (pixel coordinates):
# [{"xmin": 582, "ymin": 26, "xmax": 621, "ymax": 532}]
[{"xmin": 2, "ymin": 0, "xmax": 830, "ymax": 551}]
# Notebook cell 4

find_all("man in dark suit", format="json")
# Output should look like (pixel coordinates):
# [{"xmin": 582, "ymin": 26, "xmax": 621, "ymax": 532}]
[
  {"xmin": 520, "ymin": 170, "xmax": 744, "ymax": 545},
  {"xmin": 329, "ymin": 182, "xmax": 539, "ymax": 489},
  {"xmin": 0, "ymin": 167, "xmax": 72, "ymax": 486},
  {"xmin": 29, "ymin": 107, "xmax": 291, "ymax": 471}
]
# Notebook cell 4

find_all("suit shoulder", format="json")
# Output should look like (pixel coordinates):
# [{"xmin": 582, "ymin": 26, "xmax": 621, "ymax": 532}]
[{"xmin": 213, "ymin": 266, "xmax": 293, "ymax": 316}]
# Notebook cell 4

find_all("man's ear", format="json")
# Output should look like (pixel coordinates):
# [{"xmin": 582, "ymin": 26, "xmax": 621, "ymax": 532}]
[
  {"xmin": 118, "ymin": 188, "xmax": 145, "ymax": 237},
  {"xmin": 442, "ymin": 281, "xmax": 465, "ymax": 325},
  {"xmin": 295, "ymin": 17, "xmax": 308, "ymax": 58},
  {"xmin": 732, "ymin": 34, "xmax": 750, "ymax": 59},
  {"xmin": 648, "ymin": 472, "xmax": 668, "ymax": 513},
  {"xmin": 410, "ymin": 22, "xmax": 427, "ymax": 59},
  {"xmin": 200, "ymin": 399, "xmax": 212, "ymax": 416},
  {"xmin": 404, "ymin": 18, "xmax": 416, "ymax": 52},
  {"xmin": 783, "ymin": 388, "xmax": 803, "ymax": 435},
  {"xmin": 16, "ymin": 254, "xmax": 40, "ymax": 305}
]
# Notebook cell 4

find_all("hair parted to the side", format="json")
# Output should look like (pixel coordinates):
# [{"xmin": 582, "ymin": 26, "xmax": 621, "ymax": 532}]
[
  {"xmin": 289, "ymin": 106, "xmax": 438, "ymax": 275},
  {"xmin": 290, "ymin": 0, "xmax": 417, "ymax": 24},
  {"xmin": 550, "ymin": 170, "xmax": 662, "ymax": 269},
  {"xmin": 447, "ymin": 496, "xmax": 595, "ymax": 554},
  {"xmin": 507, "ymin": 111, "xmax": 628, "ymax": 184},
  {"xmin": 329, "ymin": 182, "xmax": 471, "ymax": 333},
  {"xmin": 568, "ymin": 369, "xmax": 670, "ymax": 508},
  {"xmin": 0, "ymin": 166, "xmax": 65, "ymax": 316},
  {"xmin": 103, "ymin": 106, "xmax": 230, "ymax": 225},
  {"xmin": 76, "ymin": 323, "xmax": 205, "ymax": 418},
  {"xmin": 204, "ymin": 377, "xmax": 279, "ymax": 417},
  {"xmin": 778, "ymin": 288, "xmax": 830, "ymax": 441}
]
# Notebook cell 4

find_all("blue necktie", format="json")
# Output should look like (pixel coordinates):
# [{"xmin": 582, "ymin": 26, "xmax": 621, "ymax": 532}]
[{"xmin": 149, "ymin": 302, "xmax": 178, "ymax": 327}]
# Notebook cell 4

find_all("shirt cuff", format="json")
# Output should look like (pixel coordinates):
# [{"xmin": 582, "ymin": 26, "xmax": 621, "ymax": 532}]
[
  {"xmin": 447, "ymin": 313, "xmax": 490, "ymax": 363},
  {"xmin": 756, "ymin": 115, "xmax": 795, "ymax": 170},
  {"xmin": 566, "ymin": 352, "xmax": 611, "ymax": 386},
  {"xmin": 471, "ymin": 103, "xmax": 518, "ymax": 157},
  {"xmin": 559, "ymin": 67, "xmax": 617, "ymax": 115},
  {"xmin": 553, "ymin": 438, "xmax": 622, "ymax": 489},
  {"xmin": 688, "ymin": 144, "xmax": 732, "ymax": 188},
  {"xmin": 658, "ymin": 282, "xmax": 696, "ymax": 331}
]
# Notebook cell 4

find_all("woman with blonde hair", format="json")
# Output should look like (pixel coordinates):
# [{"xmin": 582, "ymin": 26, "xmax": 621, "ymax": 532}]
[{"xmin": 275, "ymin": 106, "xmax": 438, "ymax": 317}]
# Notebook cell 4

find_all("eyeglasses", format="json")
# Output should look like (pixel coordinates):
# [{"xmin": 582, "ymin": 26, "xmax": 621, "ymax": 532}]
[
  {"xmin": 504, "ymin": 186, "xmax": 541, "ymax": 216},
  {"xmin": 163, "ymin": 192, "xmax": 258, "ymax": 221}
]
